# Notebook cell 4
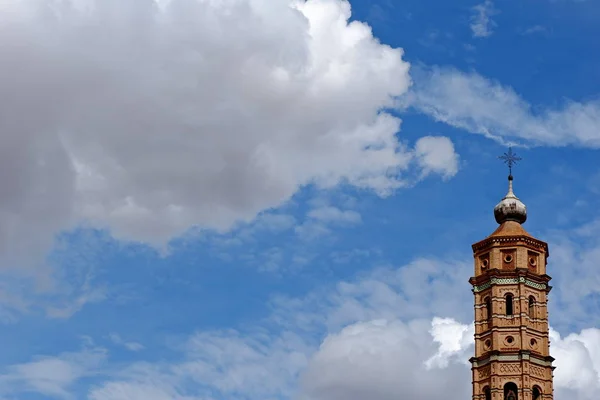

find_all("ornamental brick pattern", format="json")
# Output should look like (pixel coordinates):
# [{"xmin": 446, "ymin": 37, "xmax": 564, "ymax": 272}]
[{"xmin": 469, "ymin": 221, "xmax": 554, "ymax": 400}]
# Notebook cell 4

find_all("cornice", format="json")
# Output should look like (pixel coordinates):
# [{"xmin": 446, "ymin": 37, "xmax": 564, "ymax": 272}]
[
  {"xmin": 472, "ymin": 235, "xmax": 549, "ymax": 258},
  {"xmin": 470, "ymin": 351, "xmax": 555, "ymax": 368},
  {"xmin": 470, "ymin": 276, "xmax": 551, "ymax": 293}
]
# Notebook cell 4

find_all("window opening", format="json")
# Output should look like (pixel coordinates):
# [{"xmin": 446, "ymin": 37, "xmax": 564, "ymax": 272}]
[
  {"xmin": 484, "ymin": 386, "xmax": 491, "ymax": 400},
  {"xmin": 504, "ymin": 382, "xmax": 518, "ymax": 400},
  {"xmin": 485, "ymin": 297, "xmax": 492, "ymax": 321},
  {"xmin": 532, "ymin": 386, "xmax": 541, "ymax": 400},
  {"xmin": 528, "ymin": 296, "xmax": 535, "ymax": 318},
  {"xmin": 506, "ymin": 294, "xmax": 514, "ymax": 316}
]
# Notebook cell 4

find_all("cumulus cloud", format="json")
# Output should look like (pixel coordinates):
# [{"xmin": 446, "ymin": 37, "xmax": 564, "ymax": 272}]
[
  {"xmin": 470, "ymin": 0, "xmax": 497, "ymax": 38},
  {"xmin": 551, "ymin": 328, "xmax": 600, "ymax": 400},
  {"xmin": 414, "ymin": 136, "xmax": 460, "ymax": 180},
  {"xmin": 407, "ymin": 66, "xmax": 600, "ymax": 147},
  {"xmin": 83, "ymin": 320, "xmax": 600, "ymax": 400},
  {"xmin": 300, "ymin": 319, "xmax": 470, "ymax": 400},
  {"xmin": 425, "ymin": 317, "xmax": 473, "ymax": 369},
  {"xmin": 298, "ymin": 318, "xmax": 600, "ymax": 400},
  {"xmin": 0, "ymin": 0, "xmax": 464, "ymax": 270}
]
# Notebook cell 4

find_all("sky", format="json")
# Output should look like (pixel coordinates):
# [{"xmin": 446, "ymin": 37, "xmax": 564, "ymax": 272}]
[{"xmin": 0, "ymin": 0, "xmax": 599, "ymax": 399}]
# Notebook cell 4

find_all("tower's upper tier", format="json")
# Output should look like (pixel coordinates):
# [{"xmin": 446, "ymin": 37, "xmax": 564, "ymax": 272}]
[{"xmin": 493, "ymin": 175, "xmax": 527, "ymax": 225}]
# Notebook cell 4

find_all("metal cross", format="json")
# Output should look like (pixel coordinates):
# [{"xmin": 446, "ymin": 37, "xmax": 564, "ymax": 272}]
[{"xmin": 498, "ymin": 146, "xmax": 522, "ymax": 177}]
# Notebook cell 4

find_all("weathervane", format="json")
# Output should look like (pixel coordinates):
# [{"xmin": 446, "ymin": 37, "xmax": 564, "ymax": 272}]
[{"xmin": 498, "ymin": 146, "xmax": 522, "ymax": 177}]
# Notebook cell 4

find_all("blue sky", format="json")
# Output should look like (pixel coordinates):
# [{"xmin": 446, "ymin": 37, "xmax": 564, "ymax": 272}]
[{"xmin": 0, "ymin": 0, "xmax": 599, "ymax": 399}]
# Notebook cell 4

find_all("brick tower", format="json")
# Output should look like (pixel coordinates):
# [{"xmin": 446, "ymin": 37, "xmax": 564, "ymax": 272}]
[{"xmin": 469, "ymin": 161, "xmax": 554, "ymax": 400}]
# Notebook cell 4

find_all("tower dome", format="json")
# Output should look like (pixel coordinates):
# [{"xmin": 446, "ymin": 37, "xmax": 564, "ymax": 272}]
[{"xmin": 494, "ymin": 175, "xmax": 527, "ymax": 224}]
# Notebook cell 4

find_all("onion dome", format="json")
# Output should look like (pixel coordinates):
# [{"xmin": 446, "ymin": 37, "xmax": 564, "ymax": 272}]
[{"xmin": 493, "ymin": 175, "xmax": 527, "ymax": 225}]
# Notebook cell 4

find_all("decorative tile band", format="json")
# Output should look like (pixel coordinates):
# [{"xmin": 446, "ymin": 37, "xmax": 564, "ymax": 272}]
[
  {"xmin": 474, "ymin": 316, "xmax": 549, "ymax": 326},
  {"xmin": 473, "ymin": 277, "xmax": 547, "ymax": 292},
  {"xmin": 526, "ymin": 280, "xmax": 546, "ymax": 290},
  {"xmin": 471, "ymin": 353, "xmax": 553, "ymax": 367},
  {"xmin": 498, "ymin": 354, "xmax": 520, "ymax": 361},
  {"xmin": 475, "ymin": 281, "xmax": 493, "ymax": 292}
]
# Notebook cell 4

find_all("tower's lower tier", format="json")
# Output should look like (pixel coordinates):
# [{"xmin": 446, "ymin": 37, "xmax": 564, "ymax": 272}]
[{"xmin": 471, "ymin": 352, "xmax": 554, "ymax": 400}]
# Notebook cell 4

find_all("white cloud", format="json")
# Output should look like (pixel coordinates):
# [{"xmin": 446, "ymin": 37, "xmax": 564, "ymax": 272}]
[
  {"xmin": 0, "ymin": 255, "xmax": 597, "ymax": 400},
  {"xmin": 249, "ymin": 214, "xmax": 298, "ymax": 234},
  {"xmin": 470, "ymin": 1, "xmax": 497, "ymax": 38},
  {"xmin": 86, "ymin": 328, "xmax": 312, "ymax": 400},
  {"xmin": 300, "ymin": 318, "xmax": 599, "ymax": 400},
  {"xmin": 46, "ymin": 285, "xmax": 106, "ymax": 320},
  {"xmin": 425, "ymin": 317, "xmax": 473, "ymax": 369},
  {"xmin": 108, "ymin": 334, "xmax": 145, "ymax": 352},
  {"xmin": 178, "ymin": 330, "xmax": 311, "ymax": 399},
  {"xmin": 3, "ymin": 319, "xmax": 598, "ymax": 400},
  {"xmin": 294, "ymin": 222, "xmax": 333, "ymax": 241},
  {"xmin": 0, "ymin": 0, "xmax": 465, "ymax": 323},
  {"xmin": 299, "ymin": 319, "xmax": 470, "ymax": 400},
  {"xmin": 307, "ymin": 207, "xmax": 362, "ymax": 225},
  {"xmin": 545, "ymin": 220, "xmax": 600, "ymax": 331},
  {"xmin": 305, "ymin": 321, "xmax": 600, "ymax": 400},
  {"xmin": 0, "ymin": 279, "xmax": 32, "ymax": 324},
  {"xmin": 295, "ymin": 200, "xmax": 364, "ymax": 240},
  {"xmin": 408, "ymin": 66, "xmax": 600, "ymax": 147},
  {"xmin": 551, "ymin": 328, "xmax": 600, "ymax": 399},
  {"xmin": 414, "ymin": 136, "xmax": 460, "ymax": 180},
  {"xmin": 89, "ymin": 382, "xmax": 191, "ymax": 400},
  {"xmin": 254, "ymin": 257, "xmax": 600, "ymax": 400},
  {"xmin": 324, "ymin": 257, "xmax": 474, "ymax": 328},
  {"xmin": 87, "ymin": 363, "xmax": 195, "ymax": 400},
  {"xmin": 0, "ymin": 0, "xmax": 426, "ymax": 270},
  {"xmin": 0, "ymin": 345, "xmax": 106, "ymax": 399},
  {"xmin": 330, "ymin": 248, "xmax": 376, "ymax": 264}
]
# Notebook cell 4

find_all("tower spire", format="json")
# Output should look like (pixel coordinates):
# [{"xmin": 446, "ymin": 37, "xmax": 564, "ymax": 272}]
[{"xmin": 494, "ymin": 148, "xmax": 527, "ymax": 225}]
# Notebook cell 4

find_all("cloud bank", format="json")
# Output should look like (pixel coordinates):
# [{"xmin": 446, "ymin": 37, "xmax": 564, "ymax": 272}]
[
  {"xmin": 0, "ymin": 0, "xmax": 461, "ymax": 267},
  {"xmin": 0, "ymin": 257, "xmax": 597, "ymax": 400}
]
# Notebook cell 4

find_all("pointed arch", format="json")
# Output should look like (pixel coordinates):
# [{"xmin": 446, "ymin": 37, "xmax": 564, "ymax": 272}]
[{"xmin": 505, "ymin": 293, "xmax": 514, "ymax": 316}]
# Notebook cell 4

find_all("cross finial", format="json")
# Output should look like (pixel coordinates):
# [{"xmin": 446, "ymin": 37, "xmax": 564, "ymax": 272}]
[{"xmin": 498, "ymin": 146, "xmax": 522, "ymax": 178}]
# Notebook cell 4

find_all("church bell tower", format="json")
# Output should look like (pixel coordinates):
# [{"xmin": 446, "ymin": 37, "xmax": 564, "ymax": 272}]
[{"xmin": 469, "ymin": 149, "xmax": 554, "ymax": 400}]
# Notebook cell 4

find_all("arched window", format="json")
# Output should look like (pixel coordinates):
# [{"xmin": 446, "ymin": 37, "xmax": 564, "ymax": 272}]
[
  {"xmin": 504, "ymin": 382, "xmax": 518, "ymax": 400},
  {"xmin": 485, "ymin": 297, "xmax": 492, "ymax": 321},
  {"xmin": 532, "ymin": 386, "xmax": 542, "ymax": 400},
  {"xmin": 483, "ymin": 386, "xmax": 491, "ymax": 400},
  {"xmin": 506, "ymin": 294, "xmax": 514, "ymax": 316},
  {"xmin": 528, "ymin": 296, "xmax": 536, "ymax": 318}
]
